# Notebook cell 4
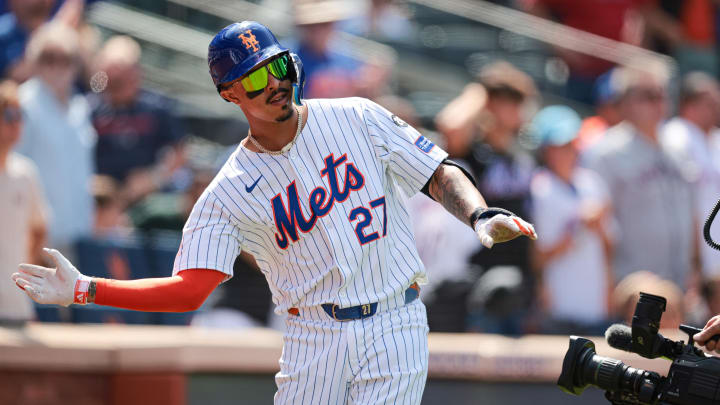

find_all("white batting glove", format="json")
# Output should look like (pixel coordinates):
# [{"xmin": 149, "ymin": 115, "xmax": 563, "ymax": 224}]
[
  {"xmin": 11, "ymin": 248, "xmax": 90, "ymax": 307},
  {"xmin": 474, "ymin": 209, "xmax": 537, "ymax": 249}
]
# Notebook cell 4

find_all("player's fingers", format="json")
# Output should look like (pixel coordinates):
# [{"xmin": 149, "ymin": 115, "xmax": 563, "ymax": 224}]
[
  {"xmin": 12, "ymin": 275, "xmax": 46, "ymax": 303},
  {"xmin": 706, "ymin": 340, "xmax": 717, "ymax": 352},
  {"xmin": 44, "ymin": 248, "xmax": 72, "ymax": 268},
  {"xmin": 497, "ymin": 216, "xmax": 521, "ymax": 233},
  {"xmin": 22, "ymin": 284, "xmax": 43, "ymax": 303},
  {"xmin": 14, "ymin": 276, "xmax": 38, "ymax": 291},
  {"xmin": 515, "ymin": 219, "xmax": 538, "ymax": 240},
  {"xmin": 43, "ymin": 248, "xmax": 74, "ymax": 277},
  {"xmin": 11, "ymin": 273, "xmax": 26, "ymax": 290},
  {"xmin": 511, "ymin": 217, "xmax": 534, "ymax": 237},
  {"xmin": 528, "ymin": 224, "xmax": 538, "ymax": 240},
  {"xmin": 18, "ymin": 263, "xmax": 53, "ymax": 278},
  {"xmin": 480, "ymin": 233, "xmax": 494, "ymax": 249}
]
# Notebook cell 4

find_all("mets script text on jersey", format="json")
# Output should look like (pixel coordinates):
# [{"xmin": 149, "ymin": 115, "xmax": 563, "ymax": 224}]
[{"xmin": 271, "ymin": 153, "xmax": 381, "ymax": 249}]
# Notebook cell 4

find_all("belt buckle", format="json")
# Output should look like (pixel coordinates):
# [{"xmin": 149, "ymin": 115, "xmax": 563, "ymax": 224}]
[{"xmin": 331, "ymin": 304, "xmax": 351, "ymax": 322}]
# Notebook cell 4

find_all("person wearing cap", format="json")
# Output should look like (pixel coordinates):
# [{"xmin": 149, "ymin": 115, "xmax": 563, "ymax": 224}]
[
  {"xmin": 660, "ymin": 72, "xmax": 720, "ymax": 278},
  {"xmin": 291, "ymin": 0, "xmax": 388, "ymax": 99},
  {"xmin": 89, "ymin": 35, "xmax": 186, "ymax": 206},
  {"xmin": 575, "ymin": 68, "xmax": 624, "ymax": 152},
  {"xmin": 583, "ymin": 67, "xmax": 697, "ymax": 290},
  {"xmin": 435, "ymin": 61, "xmax": 538, "ymax": 274},
  {"xmin": 15, "ymin": 21, "xmax": 95, "ymax": 257},
  {"xmin": 530, "ymin": 105, "xmax": 615, "ymax": 335}
]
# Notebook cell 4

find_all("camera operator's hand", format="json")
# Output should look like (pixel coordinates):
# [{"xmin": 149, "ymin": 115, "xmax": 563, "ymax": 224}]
[{"xmin": 693, "ymin": 315, "xmax": 720, "ymax": 353}]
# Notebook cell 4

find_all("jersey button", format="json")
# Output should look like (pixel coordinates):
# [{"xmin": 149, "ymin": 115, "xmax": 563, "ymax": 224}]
[{"xmin": 289, "ymin": 149, "xmax": 298, "ymax": 159}]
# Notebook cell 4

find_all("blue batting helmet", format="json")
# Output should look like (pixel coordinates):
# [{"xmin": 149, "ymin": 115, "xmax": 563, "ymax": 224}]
[{"xmin": 208, "ymin": 21, "xmax": 305, "ymax": 103}]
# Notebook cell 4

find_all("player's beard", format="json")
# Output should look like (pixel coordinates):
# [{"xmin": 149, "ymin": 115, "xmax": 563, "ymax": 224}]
[
  {"xmin": 276, "ymin": 108, "xmax": 293, "ymax": 122},
  {"xmin": 275, "ymin": 98, "xmax": 294, "ymax": 122}
]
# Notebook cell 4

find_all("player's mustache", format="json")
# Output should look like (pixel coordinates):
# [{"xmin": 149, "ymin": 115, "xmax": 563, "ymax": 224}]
[{"xmin": 266, "ymin": 88, "xmax": 290, "ymax": 104}]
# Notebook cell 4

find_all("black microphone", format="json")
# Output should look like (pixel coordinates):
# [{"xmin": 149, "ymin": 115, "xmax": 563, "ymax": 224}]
[
  {"xmin": 605, "ymin": 324, "xmax": 686, "ymax": 359},
  {"xmin": 605, "ymin": 323, "xmax": 633, "ymax": 352}
]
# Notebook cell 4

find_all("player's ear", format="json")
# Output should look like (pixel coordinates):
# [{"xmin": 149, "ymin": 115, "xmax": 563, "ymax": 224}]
[{"xmin": 220, "ymin": 87, "xmax": 242, "ymax": 105}]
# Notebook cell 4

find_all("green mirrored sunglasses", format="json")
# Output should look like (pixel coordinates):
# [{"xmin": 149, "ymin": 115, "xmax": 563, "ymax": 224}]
[{"xmin": 240, "ymin": 54, "xmax": 290, "ymax": 93}]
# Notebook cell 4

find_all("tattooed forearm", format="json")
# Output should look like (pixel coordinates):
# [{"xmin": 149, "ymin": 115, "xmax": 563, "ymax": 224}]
[{"xmin": 427, "ymin": 164, "xmax": 487, "ymax": 227}]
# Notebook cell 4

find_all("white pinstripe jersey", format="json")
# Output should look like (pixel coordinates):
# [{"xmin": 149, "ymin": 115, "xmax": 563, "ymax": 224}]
[{"xmin": 173, "ymin": 97, "xmax": 448, "ymax": 313}]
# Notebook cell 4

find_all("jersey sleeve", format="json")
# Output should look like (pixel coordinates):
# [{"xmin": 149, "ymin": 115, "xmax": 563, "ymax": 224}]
[
  {"xmin": 361, "ymin": 99, "xmax": 448, "ymax": 196},
  {"xmin": 172, "ymin": 191, "xmax": 244, "ymax": 279}
]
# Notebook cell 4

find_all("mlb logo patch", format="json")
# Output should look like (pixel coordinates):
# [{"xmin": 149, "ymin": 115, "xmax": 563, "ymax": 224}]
[{"xmin": 414, "ymin": 136, "xmax": 434, "ymax": 153}]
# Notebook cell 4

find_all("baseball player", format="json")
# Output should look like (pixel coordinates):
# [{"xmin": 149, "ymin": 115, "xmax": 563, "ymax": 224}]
[{"xmin": 12, "ymin": 21, "xmax": 537, "ymax": 404}]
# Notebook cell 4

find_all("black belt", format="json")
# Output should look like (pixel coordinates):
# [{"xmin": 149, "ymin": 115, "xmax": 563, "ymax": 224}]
[{"xmin": 289, "ymin": 282, "xmax": 420, "ymax": 321}]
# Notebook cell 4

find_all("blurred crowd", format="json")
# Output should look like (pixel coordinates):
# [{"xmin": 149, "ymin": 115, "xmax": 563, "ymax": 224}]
[{"xmin": 1, "ymin": 0, "xmax": 720, "ymax": 337}]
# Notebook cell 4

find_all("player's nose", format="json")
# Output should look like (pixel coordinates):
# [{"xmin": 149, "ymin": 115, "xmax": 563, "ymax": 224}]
[{"xmin": 266, "ymin": 73, "xmax": 281, "ymax": 90}]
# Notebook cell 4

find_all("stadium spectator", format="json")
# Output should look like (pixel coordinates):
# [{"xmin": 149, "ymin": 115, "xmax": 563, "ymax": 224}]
[
  {"xmin": 575, "ymin": 69, "xmax": 624, "ymax": 152},
  {"xmin": 661, "ymin": 72, "xmax": 720, "ymax": 278},
  {"xmin": 92, "ymin": 175, "xmax": 132, "ymax": 238},
  {"xmin": 89, "ymin": 35, "xmax": 186, "ymax": 205},
  {"xmin": 612, "ymin": 271, "xmax": 685, "ymax": 330},
  {"xmin": 529, "ymin": 105, "xmax": 614, "ymax": 336},
  {"xmin": 16, "ymin": 22, "xmax": 96, "ymax": 255},
  {"xmin": 133, "ymin": 168, "xmax": 215, "ymax": 235},
  {"xmin": 0, "ymin": 0, "xmax": 55, "ymax": 81},
  {"xmin": 339, "ymin": 0, "xmax": 414, "ymax": 42},
  {"xmin": 292, "ymin": 0, "xmax": 389, "ymax": 98},
  {"xmin": 524, "ymin": 0, "xmax": 648, "ymax": 104},
  {"xmin": 435, "ymin": 61, "xmax": 538, "ymax": 332},
  {"xmin": 0, "ymin": 79, "xmax": 48, "ymax": 323},
  {"xmin": 584, "ymin": 67, "xmax": 697, "ymax": 290},
  {"xmin": 436, "ymin": 61, "xmax": 537, "ymax": 276}
]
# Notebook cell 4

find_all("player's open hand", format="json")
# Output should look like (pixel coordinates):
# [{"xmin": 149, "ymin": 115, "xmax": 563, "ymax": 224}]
[
  {"xmin": 11, "ymin": 248, "xmax": 82, "ymax": 307},
  {"xmin": 475, "ymin": 213, "xmax": 537, "ymax": 249}
]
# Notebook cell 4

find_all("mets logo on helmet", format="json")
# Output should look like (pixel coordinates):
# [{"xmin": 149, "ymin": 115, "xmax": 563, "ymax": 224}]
[{"xmin": 238, "ymin": 30, "xmax": 260, "ymax": 52}]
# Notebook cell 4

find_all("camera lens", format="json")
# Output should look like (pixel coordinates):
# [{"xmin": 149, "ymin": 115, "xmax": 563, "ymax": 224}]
[{"xmin": 558, "ymin": 336, "xmax": 660, "ymax": 403}]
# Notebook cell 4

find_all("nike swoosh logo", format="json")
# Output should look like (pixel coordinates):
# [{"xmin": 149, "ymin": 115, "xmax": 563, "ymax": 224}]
[{"xmin": 245, "ymin": 176, "xmax": 262, "ymax": 193}]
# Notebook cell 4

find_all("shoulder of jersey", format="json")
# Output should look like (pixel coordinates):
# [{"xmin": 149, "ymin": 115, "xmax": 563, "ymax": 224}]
[
  {"xmin": 305, "ymin": 96, "xmax": 372, "ymax": 111},
  {"xmin": 208, "ymin": 147, "xmax": 245, "ymax": 187}
]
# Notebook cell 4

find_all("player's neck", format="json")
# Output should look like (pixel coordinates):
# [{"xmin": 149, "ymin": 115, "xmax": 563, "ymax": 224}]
[{"xmin": 245, "ymin": 104, "xmax": 307, "ymax": 152}]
